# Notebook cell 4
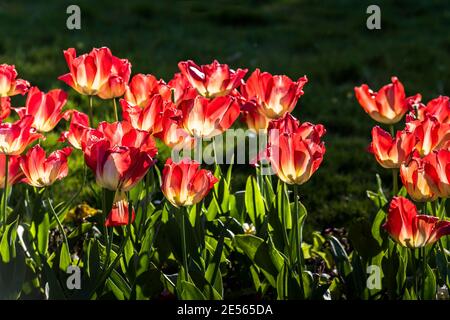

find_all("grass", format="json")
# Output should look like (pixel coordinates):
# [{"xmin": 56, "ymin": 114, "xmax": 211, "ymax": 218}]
[{"xmin": 1, "ymin": 0, "xmax": 450, "ymax": 231}]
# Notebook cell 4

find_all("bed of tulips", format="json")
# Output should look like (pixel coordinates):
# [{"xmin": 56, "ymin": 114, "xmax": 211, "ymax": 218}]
[{"xmin": 0, "ymin": 47, "xmax": 448, "ymax": 300}]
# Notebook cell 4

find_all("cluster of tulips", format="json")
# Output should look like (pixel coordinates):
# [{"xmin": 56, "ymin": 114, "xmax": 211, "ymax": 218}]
[
  {"xmin": 355, "ymin": 77, "xmax": 450, "ymax": 298},
  {"xmin": 0, "ymin": 47, "xmax": 330, "ymax": 300}
]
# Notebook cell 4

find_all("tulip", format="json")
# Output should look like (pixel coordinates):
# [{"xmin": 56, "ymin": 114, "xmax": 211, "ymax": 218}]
[
  {"xmin": 178, "ymin": 60, "xmax": 247, "ymax": 98},
  {"xmin": 20, "ymin": 145, "xmax": 72, "ymax": 187},
  {"xmin": 354, "ymin": 77, "xmax": 409, "ymax": 124},
  {"xmin": 124, "ymin": 73, "xmax": 170, "ymax": 107},
  {"xmin": 383, "ymin": 196, "xmax": 450, "ymax": 248},
  {"xmin": 368, "ymin": 126, "xmax": 416, "ymax": 168},
  {"xmin": 167, "ymin": 72, "xmax": 197, "ymax": 105},
  {"xmin": 0, "ymin": 116, "xmax": 43, "ymax": 155},
  {"xmin": 154, "ymin": 108, "xmax": 195, "ymax": 150},
  {"xmin": 0, "ymin": 64, "xmax": 30, "ymax": 97},
  {"xmin": 121, "ymin": 94, "xmax": 166, "ymax": 134},
  {"xmin": 240, "ymin": 69, "xmax": 308, "ymax": 119},
  {"xmin": 423, "ymin": 149, "xmax": 450, "ymax": 198},
  {"xmin": 105, "ymin": 190, "xmax": 135, "ymax": 227},
  {"xmin": 161, "ymin": 158, "xmax": 218, "ymax": 207},
  {"xmin": 240, "ymin": 101, "xmax": 270, "ymax": 132},
  {"xmin": 0, "ymin": 97, "xmax": 11, "ymax": 121},
  {"xmin": 180, "ymin": 96, "xmax": 240, "ymax": 138},
  {"xmin": 265, "ymin": 114, "xmax": 326, "ymax": 185},
  {"xmin": 400, "ymin": 156, "xmax": 437, "ymax": 202},
  {"xmin": 416, "ymin": 96, "xmax": 450, "ymax": 123},
  {"xmin": 0, "ymin": 155, "xmax": 23, "ymax": 188},
  {"xmin": 14, "ymin": 87, "xmax": 68, "ymax": 132},
  {"xmin": 407, "ymin": 115, "xmax": 450, "ymax": 156},
  {"xmin": 59, "ymin": 47, "xmax": 130, "ymax": 98},
  {"xmin": 59, "ymin": 110, "xmax": 93, "ymax": 150}
]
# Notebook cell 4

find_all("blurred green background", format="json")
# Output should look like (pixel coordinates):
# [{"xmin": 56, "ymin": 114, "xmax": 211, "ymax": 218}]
[{"xmin": 1, "ymin": 0, "xmax": 450, "ymax": 231}]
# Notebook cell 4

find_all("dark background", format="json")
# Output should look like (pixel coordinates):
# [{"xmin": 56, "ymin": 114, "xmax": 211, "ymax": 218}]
[{"xmin": 1, "ymin": 0, "xmax": 449, "ymax": 231}]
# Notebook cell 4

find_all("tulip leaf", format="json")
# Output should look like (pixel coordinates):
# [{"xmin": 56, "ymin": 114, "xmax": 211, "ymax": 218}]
[
  {"xmin": 180, "ymin": 280, "xmax": 206, "ymax": 300},
  {"xmin": 371, "ymin": 209, "xmax": 386, "ymax": 247},
  {"xmin": 277, "ymin": 181, "xmax": 291, "ymax": 230},
  {"xmin": 245, "ymin": 176, "xmax": 265, "ymax": 227},
  {"xmin": 423, "ymin": 264, "xmax": 436, "ymax": 300},
  {"xmin": 58, "ymin": 241, "xmax": 71, "ymax": 272},
  {"xmin": 327, "ymin": 235, "xmax": 352, "ymax": 277}
]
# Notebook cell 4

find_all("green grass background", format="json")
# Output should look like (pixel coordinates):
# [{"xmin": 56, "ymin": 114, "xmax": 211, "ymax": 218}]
[{"xmin": 1, "ymin": 0, "xmax": 450, "ymax": 231}]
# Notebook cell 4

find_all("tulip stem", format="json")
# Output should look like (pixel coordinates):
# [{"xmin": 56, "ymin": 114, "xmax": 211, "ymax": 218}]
[
  {"xmin": 113, "ymin": 98, "xmax": 119, "ymax": 122},
  {"xmin": 2, "ymin": 155, "xmax": 9, "ymax": 232},
  {"xmin": 293, "ymin": 184, "xmax": 305, "ymax": 298},
  {"xmin": 89, "ymin": 95, "xmax": 94, "ymax": 127},
  {"xmin": 181, "ymin": 207, "xmax": 189, "ymax": 280},
  {"xmin": 392, "ymin": 169, "xmax": 398, "ymax": 196},
  {"xmin": 47, "ymin": 190, "xmax": 71, "ymax": 263}
]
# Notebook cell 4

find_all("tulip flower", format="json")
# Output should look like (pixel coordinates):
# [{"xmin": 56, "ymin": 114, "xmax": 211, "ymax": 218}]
[
  {"xmin": 19, "ymin": 145, "xmax": 72, "ymax": 187},
  {"xmin": 14, "ymin": 87, "xmax": 68, "ymax": 132},
  {"xmin": 167, "ymin": 72, "xmax": 197, "ymax": 105},
  {"xmin": 354, "ymin": 77, "xmax": 410, "ymax": 124},
  {"xmin": 240, "ymin": 69, "xmax": 308, "ymax": 119},
  {"xmin": 121, "ymin": 94, "xmax": 167, "ymax": 134},
  {"xmin": 416, "ymin": 96, "xmax": 450, "ymax": 123},
  {"xmin": 423, "ymin": 149, "xmax": 450, "ymax": 198},
  {"xmin": 124, "ymin": 73, "xmax": 170, "ymax": 108},
  {"xmin": 0, "ymin": 97, "xmax": 11, "ymax": 121},
  {"xmin": 154, "ymin": 108, "xmax": 195, "ymax": 150},
  {"xmin": 161, "ymin": 158, "xmax": 218, "ymax": 207},
  {"xmin": 407, "ymin": 115, "xmax": 450, "ymax": 156},
  {"xmin": 0, "ymin": 155, "xmax": 23, "ymax": 188},
  {"xmin": 59, "ymin": 110, "xmax": 93, "ymax": 150},
  {"xmin": 265, "ymin": 114, "xmax": 326, "ymax": 185},
  {"xmin": 105, "ymin": 190, "xmax": 135, "ymax": 227},
  {"xmin": 400, "ymin": 156, "xmax": 437, "ymax": 202},
  {"xmin": 368, "ymin": 126, "xmax": 416, "ymax": 168},
  {"xmin": 0, "ymin": 64, "xmax": 30, "ymax": 97},
  {"xmin": 0, "ymin": 116, "xmax": 43, "ymax": 155},
  {"xmin": 383, "ymin": 196, "xmax": 450, "ymax": 248},
  {"xmin": 180, "ymin": 95, "xmax": 240, "ymax": 138},
  {"xmin": 59, "ymin": 47, "xmax": 130, "ymax": 98},
  {"xmin": 178, "ymin": 60, "xmax": 247, "ymax": 98},
  {"xmin": 240, "ymin": 101, "xmax": 270, "ymax": 132}
]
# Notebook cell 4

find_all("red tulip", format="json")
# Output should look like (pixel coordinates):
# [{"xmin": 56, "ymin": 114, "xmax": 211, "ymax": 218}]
[
  {"xmin": 0, "ymin": 155, "xmax": 24, "ymax": 188},
  {"xmin": 124, "ymin": 73, "xmax": 170, "ymax": 108},
  {"xmin": 14, "ymin": 87, "xmax": 68, "ymax": 132},
  {"xmin": 416, "ymin": 96, "xmax": 450, "ymax": 123},
  {"xmin": 354, "ymin": 77, "xmax": 409, "ymax": 124},
  {"xmin": 265, "ymin": 114, "xmax": 326, "ymax": 185},
  {"xmin": 240, "ymin": 69, "xmax": 308, "ymax": 119},
  {"xmin": 105, "ymin": 190, "xmax": 135, "ymax": 227},
  {"xmin": 423, "ymin": 149, "xmax": 450, "ymax": 198},
  {"xmin": 400, "ymin": 156, "xmax": 437, "ymax": 202},
  {"xmin": 178, "ymin": 60, "xmax": 247, "ymax": 98},
  {"xmin": 383, "ymin": 196, "xmax": 450, "ymax": 248},
  {"xmin": 368, "ymin": 126, "xmax": 416, "ymax": 168},
  {"xmin": 0, "ymin": 97, "xmax": 11, "ymax": 121},
  {"xmin": 167, "ymin": 72, "xmax": 197, "ymax": 105},
  {"xmin": 0, "ymin": 64, "xmax": 30, "ymax": 97},
  {"xmin": 180, "ymin": 96, "xmax": 240, "ymax": 138},
  {"xmin": 121, "ymin": 94, "xmax": 167, "ymax": 134},
  {"xmin": 240, "ymin": 101, "xmax": 270, "ymax": 132},
  {"xmin": 161, "ymin": 158, "xmax": 218, "ymax": 207},
  {"xmin": 407, "ymin": 115, "xmax": 450, "ymax": 156},
  {"xmin": 20, "ymin": 145, "xmax": 72, "ymax": 187},
  {"xmin": 59, "ymin": 47, "xmax": 130, "ymax": 98},
  {"xmin": 154, "ymin": 108, "xmax": 195, "ymax": 150},
  {"xmin": 0, "ymin": 116, "xmax": 43, "ymax": 155},
  {"xmin": 59, "ymin": 110, "xmax": 92, "ymax": 150}
]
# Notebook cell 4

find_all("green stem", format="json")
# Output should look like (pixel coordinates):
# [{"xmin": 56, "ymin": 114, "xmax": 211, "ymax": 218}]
[
  {"xmin": 102, "ymin": 189, "xmax": 111, "ymax": 266},
  {"xmin": 181, "ymin": 207, "xmax": 189, "ymax": 280},
  {"xmin": 293, "ymin": 184, "xmax": 305, "ymax": 298},
  {"xmin": 47, "ymin": 190, "xmax": 71, "ymax": 262},
  {"xmin": 89, "ymin": 95, "xmax": 94, "ymax": 127},
  {"xmin": 392, "ymin": 169, "xmax": 398, "ymax": 196},
  {"xmin": 2, "ymin": 155, "xmax": 9, "ymax": 232},
  {"xmin": 280, "ymin": 182, "xmax": 291, "ymax": 259},
  {"xmin": 113, "ymin": 98, "xmax": 119, "ymax": 122}
]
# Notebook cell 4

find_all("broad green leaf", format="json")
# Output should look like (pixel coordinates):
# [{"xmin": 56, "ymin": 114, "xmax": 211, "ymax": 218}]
[
  {"xmin": 180, "ymin": 280, "xmax": 206, "ymax": 300},
  {"xmin": 371, "ymin": 209, "xmax": 386, "ymax": 246},
  {"xmin": 423, "ymin": 264, "xmax": 436, "ymax": 300},
  {"xmin": 244, "ymin": 176, "xmax": 265, "ymax": 227},
  {"xmin": 59, "ymin": 241, "xmax": 71, "ymax": 272}
]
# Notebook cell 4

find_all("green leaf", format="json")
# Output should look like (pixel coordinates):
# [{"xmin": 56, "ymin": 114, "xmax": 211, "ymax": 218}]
[
  {"xmin": 108, "ymin": 269, "xmax": 131, "ymax": 300},
  {"xmin": 245, "ymin": 176, "xmax": 265, "ymax": 227},
  {"xmin": 423, "ymin": 264, "xmax": 436, "ymax": 300},
  {"xmin": 180, "ymin": 280, "xmax": 206, "ymax": 300},
  {"xmin": 327, "ymin": 235, "xmax": 352, "ymax": 277},
  {"xmin": 59, "ymin": 241, "xmax": 71, "ymax": 272},
  {"xmin": 276, "ymin": 180, "xmax": 291, "ymax": 229},
  {"xmin": 371, "ymin": 209, "xmax": 386, "ymax": 247}
]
